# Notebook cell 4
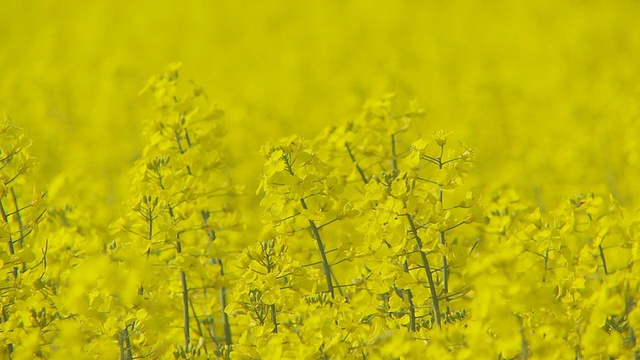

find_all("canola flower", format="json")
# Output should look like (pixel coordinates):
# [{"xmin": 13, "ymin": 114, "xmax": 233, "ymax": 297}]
[
  {"xmin": 3, "ymin": 65, "xmax": 640, "ymax": 359},
  {"xmin": 2, "ymin": 1, "xmax": 640, "ymax": 358}
]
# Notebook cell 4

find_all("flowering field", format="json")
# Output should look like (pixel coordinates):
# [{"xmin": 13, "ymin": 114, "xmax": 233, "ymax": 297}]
[{"xmin": 2, "ymin": 1, "xmax": 640, "ymax": 359}]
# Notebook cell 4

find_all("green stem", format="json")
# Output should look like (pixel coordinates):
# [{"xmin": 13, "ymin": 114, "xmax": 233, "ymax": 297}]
[
  {"xmin": 391, "ymin": 134, "xmax": 399, "ymax": 175},
  {"xmin": 0, "ymin": 199, "xmax": 18, "ymax": 280},
  {"xmin": 402, "ymin": 261, "xmax": 417, "ymax": 332},
  {"xmin": 205, "ymin": 320, "xmax": 219, "ymax": 348},
  {"xmin": 331, "ymin": 270, "xmax": 344, "ymax": 296},
  {"xmin": 120, "ymin": 325, "xmax": 134, "ymax": 360},
  {"xmin": 301, "ymin": 198, "xmax": 335, "ymax": 299},
  {"xmin": 270, "ymin": 304, "xmax": 278, "ymax": 333},
  {"xmin": 406, "ymin": 214, "xmax": 442, "ymax": 327},
  {"xmin": 2, "ymin": 305, "xmax": 14, "ymax": 354},
  {"xmin": 218, "ymin": 261, "xmax": 233, "ymax": 345},
  {"xmin": 10, "ymin": 189, "xmax": 24, "ymax": 249},
  {"xmin": 437, "ymin": 145, "xmax": 449, "ymax": 301},
  {"xmin": 175, "ymin": 130, "xmax": 185, "ymax": 154},
  {"xmin": 392, "ymin": 134, "xmax": 423, "ymax": 328},
  {"xmin": 176, "ymin": 240, "xmax": 191, "ymax": 349},
  {"xmin": 281, "ymin": 151, "xmax": 337, "ymax": 299},
  {"xmin": 345, "ymin": 143, "xmax": 368, "ymax": 184},
  {"xmin": 542, "ymin": 248, "xmax": 549, "ymax": 283},
  {"xmin": 146, "ymin": 202, "xmax": 153, "ymax": 257},
  {"xmin": 519, "ymin": 315, "xmax": 528, "ymax": 359},
  {"xmin": 625, "ymin": 294, "xmax": 638, "ymax": 359},
  {"xmin": 188, "ymin": 298, "xmax": 209, "ymax": 356},
  {"xmin": 598, "ymin": 244, "xmax": 608, "ymax": 275},
  {"xmin": 261, "ymin": 245, "xmax": 280, "ymax": 333}
]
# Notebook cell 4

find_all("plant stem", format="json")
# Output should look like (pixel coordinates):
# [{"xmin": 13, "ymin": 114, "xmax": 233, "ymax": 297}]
[
  {"xmin": 406, "ymin": 214, "xmax": 442, "ymax": 328},
  {"xmin": 176, "ymin": 240, "xmax": 191, "ymax": 349},
  {"xmin": 542, "ymin": 248, "xmax": 549, "ymax": 283},
  {"xmin": 281, "ymin": 152, "xmax": 337, "ymax": 300},
  {"xmin": 598, "ymin": 244, "xmax": 608, "ymax": 275},
  {"xmin": 519, "ymin": 315, "xmax": 528, "ymax": 359},
  {"xmin": 0, "ymin": 199, "xmax": 18, "ymax": 280},
  {"xmin": 2, "ymin": 305, "xmax": 14, "ymax": 354},
  {"xmin": 625, "ymin": 294, "xmax": 638, "ymax": 359},
  {"xmin": 270, "ymin": 304, "xmax": 278, "ymax": 333},
  {"xmin": 146, "ymin": 205, "xmax": 153, "ymax": 257},
  {"xmin": 10, "ymin": 189, "xmax": 24, "ymax": 249},
  {"xmin": 391, "ymin": 134, "xmax": 399, "ymax": 175},
  {"xmin": 301, "ymin": 198, "xmax": 335, "ymax": 299},
  {"xmin": 189, "ymin": 298, "xmax": 209, "ymax": 356},
  {"xmin": 120, "ymin": 325, "xmax": 134, "ymax": 360},
  {"xmin": 261, "ymin": 245, "xmax": 280, "ymax": 333},
  {"xmin": 437, "ymin": 145, "xmax": 449, "ymax": 302},
  {"xmin": 402, "ymin": 261, "xmax": 417, "ymax": 332},
  {"xmin": 218, "ymin": 261, "xmax": 233, "ymax": 345},
  {"xmin": 345, "ymin": 143, "xmax": 368, "ymax": 184}
]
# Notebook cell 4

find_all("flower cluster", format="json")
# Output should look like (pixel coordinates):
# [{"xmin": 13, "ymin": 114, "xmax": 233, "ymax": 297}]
[
  {"xmin": 0, "ymin": 118, "xmax": 48, "ymax": 359},
  {"xmin": 225, "ymin": 95, "xmax": 481, "ymax": 358},
  {"xmin": 108, "ymin": 64, "xmax": 243, "ymax": 358},
  {"xmin": 3, "ymin": 67, "xmax": 640, "ymax": 359}
]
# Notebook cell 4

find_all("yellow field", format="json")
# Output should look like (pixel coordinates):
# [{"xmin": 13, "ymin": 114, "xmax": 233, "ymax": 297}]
[{"xmin": 1, "ymin": 1, "xmax": 640, "ymax": 358}]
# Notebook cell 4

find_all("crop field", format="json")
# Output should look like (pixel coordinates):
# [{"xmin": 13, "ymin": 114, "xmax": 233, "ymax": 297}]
[{"xmin": 2, "ymin": 0, "xmax": 640, "ymax": 359}]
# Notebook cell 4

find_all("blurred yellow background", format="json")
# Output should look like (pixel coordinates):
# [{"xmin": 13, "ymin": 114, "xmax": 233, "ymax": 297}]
[{"xmin": 1, "ymin": 0, "xmax": 639, "ymax": 223}]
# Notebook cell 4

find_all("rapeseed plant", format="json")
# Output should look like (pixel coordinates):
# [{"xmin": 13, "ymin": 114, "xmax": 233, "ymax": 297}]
[
  {"xmin": 1, "ymin": 62, "xmax": 640, "ymax": 359},
  {"xmin": 3, "ymin": 1, "xmax": 640, "ymax": 358}
]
